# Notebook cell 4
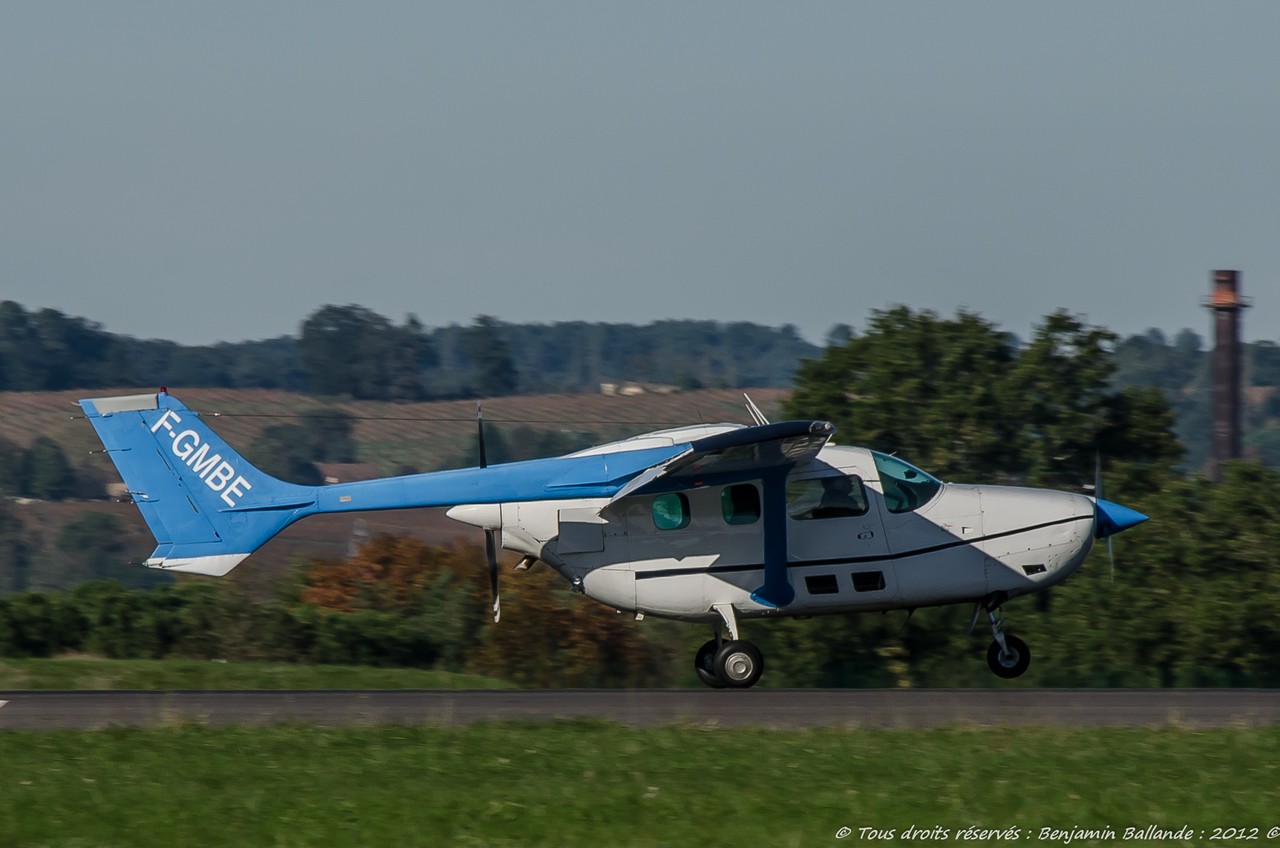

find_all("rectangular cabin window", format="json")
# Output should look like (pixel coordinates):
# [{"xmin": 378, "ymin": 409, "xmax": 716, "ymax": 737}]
[
  {"xmin": 804, "ymin": 574, "xmax": 840, "ymax": 595},
  {"xmin": 851, "ymin": 571, "xmax": 886, "ymax": 592},
  {"xmin": 787, "ymin": 475, "xmax": 869, "ymax": 520},
  {"xmin": 721, "ymin": 484, "xmax": 761, "ymax": 525}
]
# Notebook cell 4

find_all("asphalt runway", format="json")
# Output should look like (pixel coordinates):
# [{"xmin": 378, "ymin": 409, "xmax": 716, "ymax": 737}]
[{"xmin": 1, "ymin": 689, "xmax": 1277, "ymax": 731}]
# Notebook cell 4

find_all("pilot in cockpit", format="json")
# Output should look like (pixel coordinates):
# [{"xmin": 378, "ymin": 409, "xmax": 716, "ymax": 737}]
[{"xmin": 811, "ymin": 476, "xmax": 866, "ymax": 519}]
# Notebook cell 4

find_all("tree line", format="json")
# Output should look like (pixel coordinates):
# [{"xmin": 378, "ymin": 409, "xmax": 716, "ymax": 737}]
[
  {"xmin": 0, "ymin": 301, "xmax": 817, "ymax": 399},
  {"xmin": 6, "ymin": 298, "xmax": 1280, "ymax": 472}
]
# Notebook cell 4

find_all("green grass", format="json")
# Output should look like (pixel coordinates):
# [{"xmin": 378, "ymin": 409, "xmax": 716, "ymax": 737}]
[
  {"xmin": 1, "ymin": 723, "xmax": 1278, "ymax": 847},
  {"xmin": 0, "ymin": 657, "xmax": 513, "ymax": 691}
]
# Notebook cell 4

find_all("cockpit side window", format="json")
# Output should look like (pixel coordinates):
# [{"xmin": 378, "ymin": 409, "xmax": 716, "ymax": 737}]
[
  {"xmin": 787, "ymin": 475, "xmax": 869, "ymax": 520},
  {"xmin": 872, "ymin": 452, "xmax": 942, "ymax": 514}
]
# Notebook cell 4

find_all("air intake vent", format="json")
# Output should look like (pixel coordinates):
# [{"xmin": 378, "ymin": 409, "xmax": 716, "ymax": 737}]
[
  {"xmin": 804, "ymin": 574, "xmax": 839, "ymax": 595},
  {"xmin": 851, "ymin": 571, "xmax": 886, "ymax": 592}
]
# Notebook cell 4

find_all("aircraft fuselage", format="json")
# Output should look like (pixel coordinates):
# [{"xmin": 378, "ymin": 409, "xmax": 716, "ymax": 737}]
[{"xmin": 449, "ymin": 436, "xmax": 1098, "ymax": 625}]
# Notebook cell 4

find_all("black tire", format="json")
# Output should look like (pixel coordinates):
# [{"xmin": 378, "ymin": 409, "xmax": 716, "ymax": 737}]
[
  {"xmin": 694, "ymin": 639, "xmax": 727, "ymax": 688},
  {"xmin": 713, "ymin": 640, "xmax": 764, "ymax": 688},
  {"xmin": 986, "ymin": 634, "xmax": 1031, "ymax": 679}
]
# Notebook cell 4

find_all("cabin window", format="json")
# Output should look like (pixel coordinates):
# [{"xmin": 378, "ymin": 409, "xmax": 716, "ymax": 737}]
[
  {"xmin": 786, "ymin": 475, "xmax": 869, "ymax": 520},
  {"xmin": 652, "ymin": 493, "xmax": 691, "ymax": 530},
  {"xmin": 721, "ymin": 484, "xmax": 761, "ymax": 525},
  {"xmin": 804, "ymin": 574, "xmax": 840, "ymax": 595},
  {"xmin": 872, "ymin": 452, "xmax": 942, "ymax": 514}
]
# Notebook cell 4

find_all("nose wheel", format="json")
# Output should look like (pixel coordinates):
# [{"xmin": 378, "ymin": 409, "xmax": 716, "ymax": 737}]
[
  {"xmin": 980, "ymin": 601, "xmax": 1031, "ymax": 679},
  {"xmin": 987, "ymin": 632, "xmax": 1031, "ymax": 678}
]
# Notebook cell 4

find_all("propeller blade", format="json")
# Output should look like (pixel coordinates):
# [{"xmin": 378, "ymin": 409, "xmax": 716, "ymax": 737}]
[
  {"xmin": 477, "ymin": 403, "xmax": 500, "ymax": 622},
  {"xmin": 486, "ymin": 527, "xmax": 501, "ymax": 624},
  {"xmin": 1095, "ymin": 452, "xmax": 1112, "ymax": 581}
]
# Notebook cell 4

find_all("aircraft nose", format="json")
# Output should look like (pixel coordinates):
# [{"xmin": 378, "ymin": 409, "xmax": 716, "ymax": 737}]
[{"xmin": 1094, "ymin": 498, "xmax": 1148, "ymax": 539}]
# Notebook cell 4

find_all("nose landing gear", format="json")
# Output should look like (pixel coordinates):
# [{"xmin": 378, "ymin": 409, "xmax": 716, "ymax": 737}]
[{"xmin": 974, "ymin": 596, "xmax": 1032, "ymax": 679}]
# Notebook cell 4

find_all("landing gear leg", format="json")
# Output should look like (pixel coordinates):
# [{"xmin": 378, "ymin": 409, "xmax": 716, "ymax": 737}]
[
  {"xmin": 692, "ymin": 605, "xmax": 765, "ymax": 689},
  {"xmin": 983, "ymin": 602, "xmax": 1030, "ymax": 679}
]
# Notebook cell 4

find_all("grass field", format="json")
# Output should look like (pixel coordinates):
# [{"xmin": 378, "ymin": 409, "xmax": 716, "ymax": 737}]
[
  {"xmin": 0, "ymin": 658, "xmax": 513, "ymax": 691},
  {"xmin": 1, "ymin": 723, "xmax": 1278, "ymax": 847}
]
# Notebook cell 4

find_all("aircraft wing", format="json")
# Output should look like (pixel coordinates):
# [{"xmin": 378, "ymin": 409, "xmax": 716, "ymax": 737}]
[{"xmin": 607, "ymin": 419, "xmax": 836, "ymax": 504}]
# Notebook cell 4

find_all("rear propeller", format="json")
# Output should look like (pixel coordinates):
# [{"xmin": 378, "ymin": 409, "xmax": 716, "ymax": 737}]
[{"xmin": 477, "ymin": 403, "xmax": 501, "ymax": 623}]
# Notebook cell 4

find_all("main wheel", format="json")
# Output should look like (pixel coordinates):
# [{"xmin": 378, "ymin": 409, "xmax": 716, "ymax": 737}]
[
  {"xmin": 986, "ymin": 634, "xmax": 1031, "ymax": 679},
  {"xmin": 694, "ymin": 639, "xmax": 727, "ymax": 688},
  {"xmin": 713, "ymin": 640, "xmax": 764, "ymax": 688}
]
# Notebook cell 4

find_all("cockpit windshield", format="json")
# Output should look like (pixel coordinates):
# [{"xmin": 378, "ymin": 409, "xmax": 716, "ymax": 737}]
[{"xmin": 871, "ymin": 452, "xmax": 943, "ymax": 514}]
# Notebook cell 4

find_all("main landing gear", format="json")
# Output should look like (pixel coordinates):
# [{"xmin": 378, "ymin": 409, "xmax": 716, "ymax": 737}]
[
  {"xmin": 694, "ymin": 604, "xmax": 765, "ymax": 689},
  {"xmin": 695, "ymin": 637, "xmax": 764, "ymax": 688},
  {"xmin": 974, "ymin": 595, "xmax": 1031, "ymax": 679}
]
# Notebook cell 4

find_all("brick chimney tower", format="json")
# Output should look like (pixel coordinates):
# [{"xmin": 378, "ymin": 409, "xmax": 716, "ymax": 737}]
[{"xmin": 1205, "ymin": 270, "xmax": 1249, "ymax": 481}]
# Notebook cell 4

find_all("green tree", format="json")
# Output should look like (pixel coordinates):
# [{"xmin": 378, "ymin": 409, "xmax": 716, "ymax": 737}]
[
  {"xmin": 52, "ymin": 512, "xmax": 168, "ymax": 590},
  {"xmin": 301, "ymin": 408, "xmax": 357, "ymax": 462},
  {"xmin": 299, "ymin": 305, "xmax": 435, "ymax": 400},
  {"xmin": 19, "ymin": 436, "xmax": 76, "ymax": 500},
  {"xmin": 0, "ymin": 501, "xmax": 30, "ymax": 593},
  {"xmin": 786, "ymin": 307, "xmax": 1182, "ymax": 489},
  {"xmin": 0, "ymin": 437, "xmax": 23, "ymax": 498},
  {"xmin": 462, "ymin": 315, "xmax": 518, "ymax": 397},
  {"xmin": 787, "ymin": 307, "xmax": 1023, "ymax": 482},
  {"xmin": 246, "ymin": 424, "xmax": 325, "ymax": 485}
]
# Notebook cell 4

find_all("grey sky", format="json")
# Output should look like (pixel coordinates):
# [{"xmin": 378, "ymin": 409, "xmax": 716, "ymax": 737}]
[{"xmin": 3, "ymin": 2, "xmax": 1277, "ymax": 346}]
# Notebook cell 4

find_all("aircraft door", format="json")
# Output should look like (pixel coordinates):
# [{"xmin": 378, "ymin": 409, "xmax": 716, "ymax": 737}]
[{"xmin": 786, "ymin": 472, "xmax": 898, "ymax": 605}]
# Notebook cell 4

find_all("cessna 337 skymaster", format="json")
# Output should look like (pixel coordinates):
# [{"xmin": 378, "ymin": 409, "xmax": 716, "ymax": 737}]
[{"xmin": 78, "ymin": 390, "xmax": 1148, "ymax": 688}]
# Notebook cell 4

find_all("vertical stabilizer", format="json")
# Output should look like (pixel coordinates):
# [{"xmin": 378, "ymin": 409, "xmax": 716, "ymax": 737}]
[{"xmin": 79, "ymin": 391, "xmax": 318, "ymax": 575}]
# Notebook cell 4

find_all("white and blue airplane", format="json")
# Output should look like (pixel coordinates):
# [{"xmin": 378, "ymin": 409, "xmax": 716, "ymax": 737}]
[{"xmin": 78, "ymin": 390, "xmax": 1147, "ymax": 688}]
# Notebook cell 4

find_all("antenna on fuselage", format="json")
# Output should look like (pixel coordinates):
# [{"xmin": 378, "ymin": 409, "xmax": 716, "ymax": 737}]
[{"xmin": 743, "ymin": 394, "xmax": 770, "ymax": 426}]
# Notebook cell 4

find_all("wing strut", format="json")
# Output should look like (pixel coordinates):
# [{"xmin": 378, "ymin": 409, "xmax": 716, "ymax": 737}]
[{"xmin": 751, "ymin": 466, "xmax": 795, "ymax": 608}]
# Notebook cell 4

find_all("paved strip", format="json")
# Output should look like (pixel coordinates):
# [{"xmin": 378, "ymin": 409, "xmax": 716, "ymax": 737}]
[{"xmin": 1, "ymin": 689, "xmax": 1278, "ymax": 731}]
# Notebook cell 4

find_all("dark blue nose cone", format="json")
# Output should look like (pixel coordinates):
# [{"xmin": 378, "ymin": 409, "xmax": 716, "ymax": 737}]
[{"xmin": 1095, "ymin": 498, "xmax": 1149, "ymax": 539}]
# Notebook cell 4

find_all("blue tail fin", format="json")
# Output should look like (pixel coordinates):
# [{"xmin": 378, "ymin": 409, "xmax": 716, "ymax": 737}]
[{"xmin": 79, "ymin": 391, "xmax": 319, "ymax": 575}]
